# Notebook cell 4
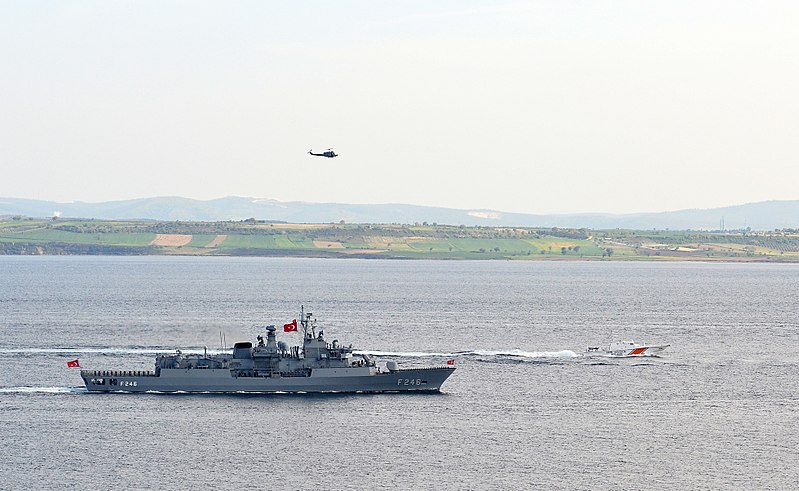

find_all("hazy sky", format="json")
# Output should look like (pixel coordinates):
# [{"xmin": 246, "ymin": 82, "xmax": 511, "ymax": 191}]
[{"xmin": 2, "ymin": 1, "xmax": 797, "ymax": 214}]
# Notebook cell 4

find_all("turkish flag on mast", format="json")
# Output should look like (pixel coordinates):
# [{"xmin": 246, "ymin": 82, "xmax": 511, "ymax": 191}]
[
  {"xmin": 67, "ymin": 359, "xmax": 80, "ymax": 368},
  {"xmin": 283, "ymin": 319, "xmax": 298, "ymax": 332}
]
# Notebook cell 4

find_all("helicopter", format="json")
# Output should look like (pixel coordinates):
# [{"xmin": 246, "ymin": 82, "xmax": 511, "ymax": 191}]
[{"xmin": 308, "ymin": 148, "xmax": 338, "ymax": 158}]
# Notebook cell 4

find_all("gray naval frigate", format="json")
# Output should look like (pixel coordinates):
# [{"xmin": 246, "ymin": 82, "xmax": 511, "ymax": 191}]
[{"xmin": 81, "ymin": 307, "xmax": 455, "ymax": 394}]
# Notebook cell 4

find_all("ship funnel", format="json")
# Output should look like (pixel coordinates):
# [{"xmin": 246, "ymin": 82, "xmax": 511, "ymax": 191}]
[{"xmin": 233, "ymin": 342, "xmax": 253, "ymax": 359}]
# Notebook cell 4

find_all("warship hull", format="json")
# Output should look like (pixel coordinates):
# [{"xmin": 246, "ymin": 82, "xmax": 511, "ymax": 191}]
[
  {"xmin": 80, "ymin": 307, "xmax": 457, "ymax": 394},
  {"xmin": 81, "ymin": 367, "xmax": 455, "ymax": 394}
]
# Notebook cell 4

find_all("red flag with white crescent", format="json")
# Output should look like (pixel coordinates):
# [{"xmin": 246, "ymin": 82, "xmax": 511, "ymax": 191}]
[
  {"xmin": 283, "ymin": 319, "xmax": 298, "ymax": 332},
  {"xmin": 67, "ymin": 359, "xmax": 80, "ymax": 368}
]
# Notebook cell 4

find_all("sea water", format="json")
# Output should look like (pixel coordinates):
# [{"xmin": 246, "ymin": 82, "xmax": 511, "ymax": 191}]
[{"xmin": 1, "ymin": 256, "xmax": 797, "ymax": 489}]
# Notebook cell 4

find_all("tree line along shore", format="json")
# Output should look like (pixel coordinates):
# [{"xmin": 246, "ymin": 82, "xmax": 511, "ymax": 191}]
[{"xmin": 1, "ymin": 217, "xmax": 799, "ymax": 261}]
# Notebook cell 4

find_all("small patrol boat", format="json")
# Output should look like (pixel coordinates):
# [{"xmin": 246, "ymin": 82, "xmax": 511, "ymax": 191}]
[
  {"xmin": 80, "ymin": 307, "xmax": 455, "ymax": 394},
  {"xmin": 584, "ymin": 340, "xmax": 669, "ymax": 357}
]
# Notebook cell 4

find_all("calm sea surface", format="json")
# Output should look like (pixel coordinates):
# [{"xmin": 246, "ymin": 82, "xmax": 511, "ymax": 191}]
[{"xmin": 1, "ymin": 256, "xmax": 797, "ymax": 489}]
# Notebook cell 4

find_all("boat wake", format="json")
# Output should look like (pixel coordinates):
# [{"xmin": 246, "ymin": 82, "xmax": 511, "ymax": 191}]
[
  {"xmin": 0, "ymin": 347, "xmax": 228, "ymax": 356},
  {"xmin": 358, "ymin": 349, "xmax": 579, "ymax": 362},
  {"xmin": 0, "ymin": 386, "xmax": 86, "ymax": 394},
  {"xmin": 2, "ymin": 346, "xmax": 581, "ymax": 364},
  {"xmin": 356, "ymin": 350, "xmax": 455, "ymax": 357},
  {"xmin": 472, "ymin": 349, "xmax": 578, "ymax": 359}
]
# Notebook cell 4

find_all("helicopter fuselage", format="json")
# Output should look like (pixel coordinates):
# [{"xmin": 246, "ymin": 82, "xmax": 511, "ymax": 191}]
[{"xmin": 308, "ymin": 149, "xmax": 338, "ymax": 158}]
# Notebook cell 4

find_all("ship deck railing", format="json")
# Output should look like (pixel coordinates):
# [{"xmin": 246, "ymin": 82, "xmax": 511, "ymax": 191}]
[
  {"xmin": 235, "ymin": 370, "xmax": 311, "ymax": 378},
  {"xmin": 81, "ymin": 369, "xmax": 157, "ymax": 377}
]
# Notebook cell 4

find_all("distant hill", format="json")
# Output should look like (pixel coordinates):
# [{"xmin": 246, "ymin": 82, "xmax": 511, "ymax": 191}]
[{"xmin": 1, "ymin": 196, "xmax": 797, "ymax": 230}]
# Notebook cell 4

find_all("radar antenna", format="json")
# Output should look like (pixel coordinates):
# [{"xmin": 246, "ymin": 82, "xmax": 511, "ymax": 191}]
[{"xmin": 300, "ymin": 305, "xmax": 316, "ymax": 339}]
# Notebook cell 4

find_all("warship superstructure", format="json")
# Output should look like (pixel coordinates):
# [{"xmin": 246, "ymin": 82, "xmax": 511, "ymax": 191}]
[{"xmin": 80, "ymin": 307, "xmax": 455, "ymax": 393}]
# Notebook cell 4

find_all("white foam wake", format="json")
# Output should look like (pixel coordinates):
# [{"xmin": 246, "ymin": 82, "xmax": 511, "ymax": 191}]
[
  {"xmin": 356, "ymin": 350, "xmax": 456, "ymax": 357},
  {"xmin": 0, "ymin": 386, "xmax": 86, "ymax": 394},
  {"xmin": 357, "ymin": 349, "xmax": 579, "ymax": 359},
  {"xmin": 0, "ymin": 347, "xmax": 228, "ymax": 355},
  {"xmin": 472, "ymin": 349, "xmax": 579, "ymax": 359}
]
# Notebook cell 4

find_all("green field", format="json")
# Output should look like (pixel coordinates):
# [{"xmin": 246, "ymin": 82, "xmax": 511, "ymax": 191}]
[
  {"xmin": 0, "ymin": 227, "xmax": 155, "ymax": 246},
  {"xmin": 186, "ymin": 234, "xmax": 219, "ymax": 247},
  {"xmin": 216, "ymin": 234, "xmax": 315, "ymax": 249},
  {"xmin": 1, "ymin": 218, "xmax": 797, "ymax": 261}
]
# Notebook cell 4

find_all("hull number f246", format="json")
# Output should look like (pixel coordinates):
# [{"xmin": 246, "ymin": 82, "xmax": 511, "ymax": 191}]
[{"xmin": 398, "ymin": 378, "xmax": 423, "ymax": 386}]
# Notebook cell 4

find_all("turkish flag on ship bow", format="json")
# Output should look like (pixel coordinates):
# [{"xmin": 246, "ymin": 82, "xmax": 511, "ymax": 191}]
[
  {"xmin": 67, "ymin": 359, "xmax": 80, "ymax": 368},
  {"xmin": 283, "ymin": 319, "xmax": 298, "ymax": 332}
]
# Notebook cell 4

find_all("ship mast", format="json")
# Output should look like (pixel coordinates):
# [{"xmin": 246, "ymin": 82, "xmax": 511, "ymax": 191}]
[{"xmin": 300, "ymin": 305, "xmax": 315, "ymax": 339}]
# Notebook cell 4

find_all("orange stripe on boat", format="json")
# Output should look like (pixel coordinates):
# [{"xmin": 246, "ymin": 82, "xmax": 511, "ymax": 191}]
[{"xmin": 630, "ymin": 347, "xmax": 647, "ymax": 355}]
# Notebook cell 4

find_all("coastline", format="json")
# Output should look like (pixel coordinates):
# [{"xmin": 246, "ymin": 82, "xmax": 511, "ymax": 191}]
[{"xmin": 2, "ymin": 218, "xmax": 798, "ymax": 262}]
